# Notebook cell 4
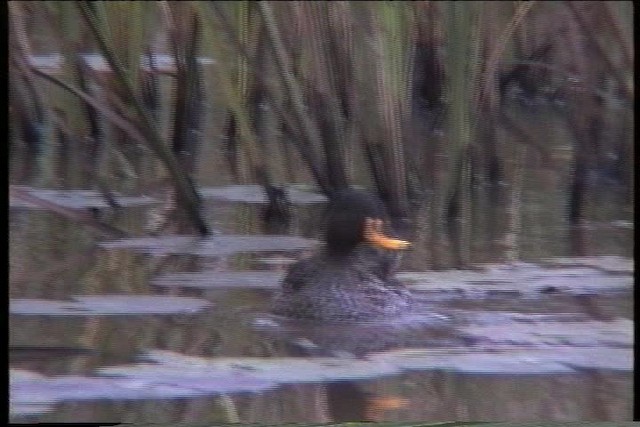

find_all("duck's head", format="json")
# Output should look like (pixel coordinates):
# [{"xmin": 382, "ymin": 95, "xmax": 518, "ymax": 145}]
[{"xmin": 325, "ymin": 189, "xmax": 411, "ymax": 255}]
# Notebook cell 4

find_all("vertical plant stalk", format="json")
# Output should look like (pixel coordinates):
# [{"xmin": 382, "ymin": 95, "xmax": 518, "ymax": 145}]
[
  {"xmin": 163, "ymin": 3, "xmax": 204, "ymax": 175},
  {"xmin": 479, "ymin": 2, "xmax": 535, "ymax": 112},
  {"xmin": 602, "ymin": 2, "xmax": 633, "ymax": 72},
  {"xmin": 74, "ymin": 55, "xmax": 102, "ymax": 145},
  {"xmin": 505, "ymin": 145, "xmax": 526, "ymax": 262},
  {"xmin": 373, "ymin": 2, "xmax": 410, "ymax": 217},
  {"xmin": 258, "ymin": 2, "xmax": 332, "ymax": 195},
  {"xmin": 204, "ymin": 4, "xmax": 257, "ymax": 178},
  {"xmin": 565, "ymin": 2, "xmax": 632, "ymax": 102},
  {"xmin": 317, "ymin": 45, "xmax": 345, "ymax": 189},
  {"xmin": 304, "ymin": 2, "xmax": 349, "ymax": 189},
  {"xmin": 199, "ymin": 2, "xmax": 266, "ymax": 186},
  {"xmin": 562, "ymin": 4, "xmax": 603, "ymax": 226},
  {"xmin": 206, "ymin": 3, "xmax": 329, "ymax": 193},
  {"xmin": 78, "ymin": 1, "xmax": 209, "ymax": 235},
  {"xmin": 8, "ymin": 3, "xmax": 48, "ymax": 148},
  {"xmin": 234, "ymin": 0, "xmax": 256, "ymax": 183},
  {"xmin": 327, "ymin": 1, "xmax": 357, "ymax": 174},
  {"xmin": 443, "ymin": 1, "xmax": 481, "ymax": 266},
  {"xmin": 141, "ymin": 46, "xmax": 161, "ymax": 119}
]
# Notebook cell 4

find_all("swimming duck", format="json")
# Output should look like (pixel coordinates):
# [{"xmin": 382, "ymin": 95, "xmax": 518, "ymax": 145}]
[{"xmin": 271, "ymin": 189, "xmax": 412, "ymax": 321}]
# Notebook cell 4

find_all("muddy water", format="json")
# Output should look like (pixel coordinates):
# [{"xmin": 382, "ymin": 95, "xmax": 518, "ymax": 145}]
[{"xmin": 9, "ymin": 183, "xmax": 633, "ymax": 423}]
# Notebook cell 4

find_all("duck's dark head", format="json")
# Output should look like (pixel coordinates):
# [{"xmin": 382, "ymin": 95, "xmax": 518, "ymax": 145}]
[{"xmin": 324, "ymin": 189, "xmax": 410, "ymax": 255}]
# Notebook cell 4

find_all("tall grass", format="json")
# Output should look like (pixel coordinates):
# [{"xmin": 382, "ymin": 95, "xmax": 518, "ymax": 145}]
[{"xmin": 10, "ymin": 1, "xmax": 633, "ymax": 264}]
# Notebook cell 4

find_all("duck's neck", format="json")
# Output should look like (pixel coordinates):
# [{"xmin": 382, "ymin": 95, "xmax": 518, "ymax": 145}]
[{"xmin": 324, "ymin": 245, "xmax": 359, "ymax": 262}]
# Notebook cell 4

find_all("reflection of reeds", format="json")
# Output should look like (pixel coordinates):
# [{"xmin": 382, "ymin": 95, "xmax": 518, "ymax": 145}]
[{"xmin": 441, "ymin": 2, "xmax": 481, "ymax": 267}]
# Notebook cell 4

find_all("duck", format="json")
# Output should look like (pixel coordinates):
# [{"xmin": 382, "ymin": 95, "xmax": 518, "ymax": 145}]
[{"xmin": 271, "ymin": 189, "xmax": 412, "ymax": 321}]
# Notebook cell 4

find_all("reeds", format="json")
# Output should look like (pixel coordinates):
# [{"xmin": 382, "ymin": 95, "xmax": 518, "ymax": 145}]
[{"xmin": 10, "ymin": 1, "xmax": 633, "ymax": 265}]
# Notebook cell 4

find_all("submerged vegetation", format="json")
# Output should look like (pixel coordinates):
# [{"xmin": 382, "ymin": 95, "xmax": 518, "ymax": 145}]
[{"xmin": 9, "ymin": 1, "xmax": 633, "ymax": 266}]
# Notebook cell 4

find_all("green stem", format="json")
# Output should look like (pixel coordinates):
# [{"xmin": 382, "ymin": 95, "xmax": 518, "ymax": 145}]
[{"xmin": 78, "ymin": 1, "xmax": 209, "ymax": 235}]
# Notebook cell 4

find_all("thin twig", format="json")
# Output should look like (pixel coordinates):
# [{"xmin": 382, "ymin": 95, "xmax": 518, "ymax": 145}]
[
  {"xmin": 257, "ymin": 2, "xmax": 332, "ymax": 194},
  {"xmin": 77, "ymin": 1, "xmax": 209, "ymax": 235},
  {"xmin": 10, "ymin": 186, "xmax": 128, "ymax": 238}
]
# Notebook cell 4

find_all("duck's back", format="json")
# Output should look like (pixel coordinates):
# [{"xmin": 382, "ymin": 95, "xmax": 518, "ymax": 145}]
[{"xmin": 271, "ymin": 247, "xmax": 411, "ymax": 321}]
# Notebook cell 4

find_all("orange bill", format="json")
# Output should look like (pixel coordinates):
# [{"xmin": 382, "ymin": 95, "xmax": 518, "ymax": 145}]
[{"xmin": 363, "ymin": 217, "xmax": 411, "ymax": 250}]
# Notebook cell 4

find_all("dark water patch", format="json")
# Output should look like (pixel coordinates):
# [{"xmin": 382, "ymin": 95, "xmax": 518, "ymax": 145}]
[
  {"xmin": 100, "ymin": 235, "xmax": 318, "ymax": 256},
  {"xmin": 251, "ymin": 313, "xmax": 463, "ymax": 358},
  {"xmin": 10, "ymin": 295, "xmax": 212, "ymax": 316},
  {"xmin": 10, "ymin": 346, "xmax": 97, "ymax": 362},
  {"xmin": 199, "ymin": 185, "xmax": 327, "ymax": 204},
  {"xmin": 9, "ymin": 186, "xmax": 158, "ymax": 210},
  {"xmin": 152, "ymin": 271, "xmax": 282, "ymax": 289}
]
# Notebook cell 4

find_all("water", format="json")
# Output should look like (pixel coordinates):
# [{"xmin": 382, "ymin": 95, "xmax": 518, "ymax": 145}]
[{"xmin": 9, "ymin": 180, "xmax": 633, "ymax": 423}]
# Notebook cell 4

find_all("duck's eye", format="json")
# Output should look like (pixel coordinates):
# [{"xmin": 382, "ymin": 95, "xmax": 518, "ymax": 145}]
[{"xmin": 363, "ymin": 218, "xmax": 411, "ymax": 250}]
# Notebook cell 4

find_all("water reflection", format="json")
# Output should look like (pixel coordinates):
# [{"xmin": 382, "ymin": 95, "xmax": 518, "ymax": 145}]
[{"xmin": 9, "ymin": 180, "xmax": 633, "ymax": 422}]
